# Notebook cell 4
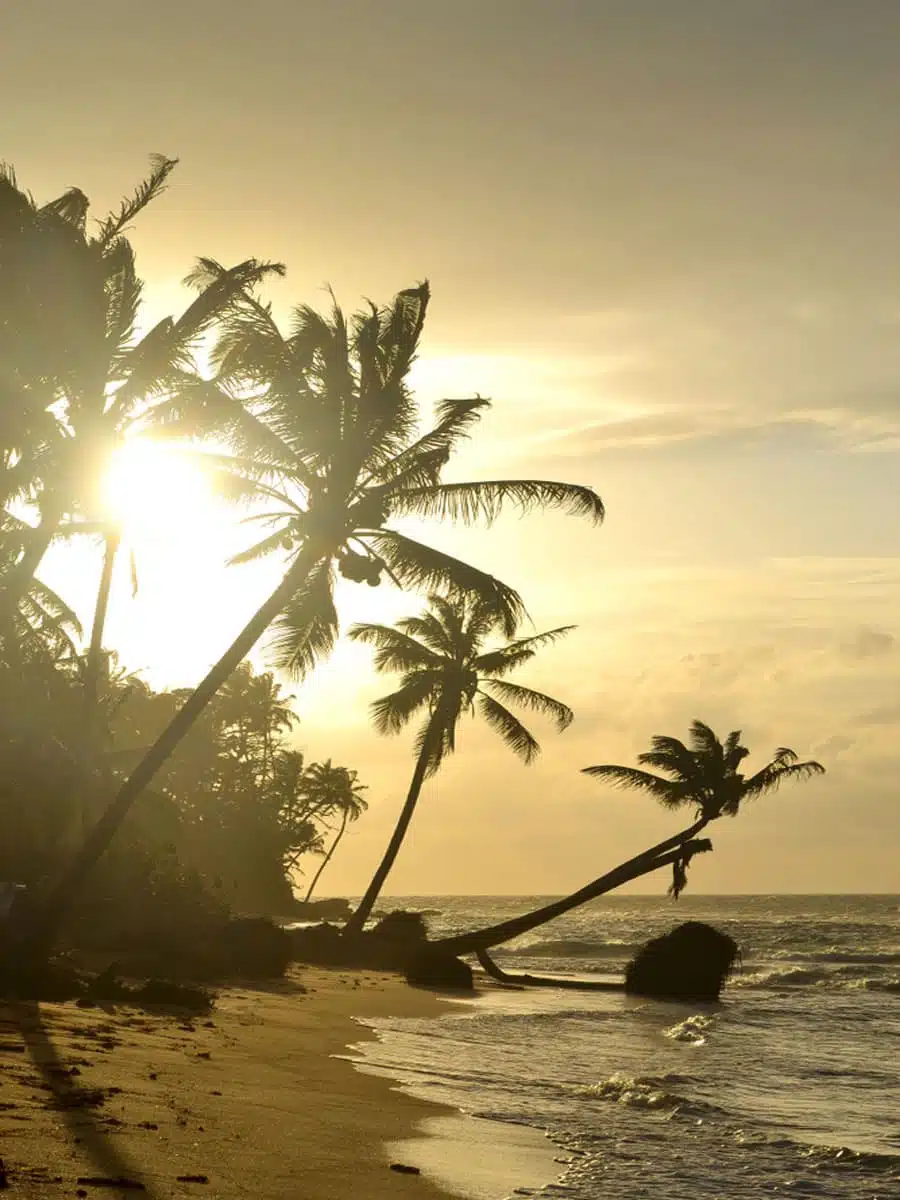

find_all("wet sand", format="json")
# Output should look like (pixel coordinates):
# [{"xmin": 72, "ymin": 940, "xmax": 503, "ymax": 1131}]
[{"xmin": 0, "ymin": 967, "xmax": 470, "ymax": 1199}]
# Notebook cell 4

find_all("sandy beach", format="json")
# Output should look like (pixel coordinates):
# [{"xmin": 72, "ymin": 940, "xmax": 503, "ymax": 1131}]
[{"xmin": 0, "ymin": 966, "xmax": 542, "ymax": 1200}]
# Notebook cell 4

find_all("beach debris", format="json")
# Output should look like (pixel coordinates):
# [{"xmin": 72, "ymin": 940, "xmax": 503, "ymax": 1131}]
[
  {"xmin": 175, "ymin": 1174, "xmax": 209, "ymax": 1184},
  {"xmin": 389, "ymin": 1163, "xmax": 421, "ymax": 1175},
  {"xmin": 76, "ymin": 1176, "xmax": 146, "ymax": 1190},
  {"xmin": 625, "ymin": 921, "xmax": 739, "ymax": 1002}
]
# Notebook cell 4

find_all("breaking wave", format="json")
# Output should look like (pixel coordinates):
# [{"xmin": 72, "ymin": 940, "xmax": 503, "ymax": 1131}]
[
  {"xmin": 663, "ymin": 1013, "xmax": 713, "ymax": 1044},
  {"xmin": 581, "ymin": 1071, "xmax": 722, "ymax": 1117}
]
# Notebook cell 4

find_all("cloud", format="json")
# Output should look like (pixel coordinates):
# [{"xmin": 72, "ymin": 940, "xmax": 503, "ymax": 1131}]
[
  {"xmin": 839, "ymin": 627, "xmax": 896, "ymax": 660},
  {"xmin": 812, "ymin": 734, "xmax": 856, "ymax": 759},
  {"xmin": 851, "ymin": 703, "xmax": 900, "ymax": 728}
]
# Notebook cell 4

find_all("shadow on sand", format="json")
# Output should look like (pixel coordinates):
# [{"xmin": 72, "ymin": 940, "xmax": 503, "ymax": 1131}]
[{"xmin": 9, "ymin": 999, "xmax": 159, "ymax": 1197}]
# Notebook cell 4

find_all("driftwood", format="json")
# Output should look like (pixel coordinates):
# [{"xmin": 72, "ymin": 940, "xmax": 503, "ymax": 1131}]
[{"xmin": 475, "ymin": 948, "xmax": 623, "ymax": 991}]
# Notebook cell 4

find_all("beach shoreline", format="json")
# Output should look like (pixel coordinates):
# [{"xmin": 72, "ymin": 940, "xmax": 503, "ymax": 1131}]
[{"xmin": 0, "ymin": 966, "xmax": 557, "ymax": 1199}]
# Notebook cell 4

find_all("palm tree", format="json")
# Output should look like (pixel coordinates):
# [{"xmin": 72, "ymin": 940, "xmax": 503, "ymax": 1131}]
[
  {"xmin": 344, "ymin": 593, "xmax": 574, "ymax": 934},
  {"xmin": 432, "ymin": 721, "xmax": 826, "ymax": 958},
  {"xmin": 22, "ymin": 282, "xmax": 603, "ymax": 956},
  {"xmin": 0, "ymin": 157, "xmax": 283, "ymax": 691},
  {"xmin": 301, "ymin": 760, "xmax": 368, "ymax": 901},
  {"xmin": 583, "ymin": 719, "xmax": 825, "ymax": 824}
]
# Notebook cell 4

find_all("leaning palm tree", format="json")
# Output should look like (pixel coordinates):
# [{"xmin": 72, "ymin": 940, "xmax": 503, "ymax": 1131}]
[
  {"xmin": 432, "ymin": 720, "xmax": 825, "ymax": 960},
  {"xmin": 583, "ymin": 719, "xmax": 825, "ymax": 896},
  {"xmin": 301, "ymin": 760, "xmax": 368, "ymax": 901},
  {"xmin": 21, "ymin": 282, "xmax": 603, "ymax": 956},
  {"xmin": 344, "ymin": 593, "xmax": 574, "ymax": 934}
]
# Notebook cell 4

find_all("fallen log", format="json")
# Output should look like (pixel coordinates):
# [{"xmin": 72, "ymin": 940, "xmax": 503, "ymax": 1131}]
[{"xmin": 475, "ymin": 948, "xmax": 623, "ymax": 991}]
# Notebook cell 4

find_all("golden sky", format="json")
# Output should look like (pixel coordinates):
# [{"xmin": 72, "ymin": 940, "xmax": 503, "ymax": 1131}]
[{"xmin": 3, "ymin": 1, "xmax": 899, "ymax": 893}]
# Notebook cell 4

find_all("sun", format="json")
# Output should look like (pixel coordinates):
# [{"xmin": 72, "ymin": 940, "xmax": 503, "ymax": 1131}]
[{"xmin": 104, "ymin": 440, "xmax": 217, "ymax": 538}]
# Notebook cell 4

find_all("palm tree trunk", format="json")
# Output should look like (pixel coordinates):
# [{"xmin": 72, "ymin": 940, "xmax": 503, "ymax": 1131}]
[
  {"xmin": 304, "ymin": 809, "xmax": 349, "ymax": 902},
  {"xmin": 0, "ymin": 499, "xmax": 66, "ymax": 623},
  {"xmin": 16, "ymin": 540, "xmax": 327, "ymax": 960},
  {"xmin": 433, "ymin": 818, "xmax": 710, "ymax": 957},
  {"xmin": 344, "ymin": 711, "xmax": 445, "ymax": 937},
  {"xmin": 84, "ymin": 529, "xmax": 121, "ymax": 708}
]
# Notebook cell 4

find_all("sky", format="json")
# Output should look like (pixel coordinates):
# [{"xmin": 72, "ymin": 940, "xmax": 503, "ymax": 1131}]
[{"xmin": 2, "ymin": 1, "xmax": 899, "ymax": 894}]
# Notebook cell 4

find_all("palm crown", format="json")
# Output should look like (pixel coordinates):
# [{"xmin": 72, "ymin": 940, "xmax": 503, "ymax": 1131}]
[
  {"xmin": 303, "ymin": 759, "xmax": 368, "ymax": 820},
  {"xmin": 350, "ymin": 593, "xmax": 575, "ymax": 775},
  {"xmin": 583, "ymin": 719, "xmax": 825, "ymax": 821},
  {"xmin": 194, "ymin": 281, "xmax": 604, "ymax": 676}
]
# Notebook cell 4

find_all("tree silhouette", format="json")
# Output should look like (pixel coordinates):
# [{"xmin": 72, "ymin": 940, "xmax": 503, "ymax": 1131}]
[
  {"xmin": 0, "ymin": 158, "xmax": 282, "ymax": 703},
  {"xmin": 435, "ymin": 720, "xmax": 826, "ymax": 958},
  {"xmin": 25, "ymin": 282, "xmax": 602, "ymax": 955},
  {"xmin": 583, "ymin": 719, "xmax": 825, "ymax": 821},
  {"xmin": 300, "ymin": 760, "xmax": 368, "ymax": 901},
  {"xmin": 344, "ymin": 593, "xmax": 573, "ymax": 934}
]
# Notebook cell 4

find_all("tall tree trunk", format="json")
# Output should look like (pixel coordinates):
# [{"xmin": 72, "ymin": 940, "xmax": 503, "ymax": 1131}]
[
  {"xmin": 344, "ymin": 711, "xmax": 445, "ymax": 937},
  {"xmin": 304, "ymin": 808, "xmax": 348, "ymax": 902},
  {"xmin": 0, "ymin": 499, "xmax": 66, "ymax": 623},
  {"xmin": 434, "ymin": 818, "xmax": 711, "ymax": 957},
  {"xmin": 17, "ymin": 540, "xmax": 327, "ymax": 960},
  {"xmin": 83, "ymin": 529, "xmax": 121, "ymax": 709}
]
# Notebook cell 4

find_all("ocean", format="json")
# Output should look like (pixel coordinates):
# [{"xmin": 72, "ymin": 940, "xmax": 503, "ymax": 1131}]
[{"xmin": 353, "ymin": 895, "xmax": 900, "ymax": 1200}]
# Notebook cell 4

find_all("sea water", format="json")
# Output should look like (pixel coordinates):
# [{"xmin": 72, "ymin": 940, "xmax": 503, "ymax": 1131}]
[{"xmin": 353, "ymin": 895, "xmax": 900, "ymax": 1199}]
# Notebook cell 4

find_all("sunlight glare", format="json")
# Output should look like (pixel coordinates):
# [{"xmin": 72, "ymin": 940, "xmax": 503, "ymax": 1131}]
[{"xmin": 104, "ymin": 440, "xmax": 215, "ymax": 537}]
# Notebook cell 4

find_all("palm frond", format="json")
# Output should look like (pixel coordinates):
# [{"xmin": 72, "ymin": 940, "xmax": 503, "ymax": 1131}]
[
  {"xmin": 636, "ymin": 750, "xmax": 697, "ymax": 779},
  {"xmin": 769, "ymin": 747, "xmax": 800, "ymax": 767},
  {"xmin": 474, "ymin": 626, "xmax": 575, "ymax": 676},
  {"xmin": 741, "ymin": 758, "xmax": 825, "ymax": 802},
  {"xmin": 425, "ymin": 593, "xmax": 467, "ymax": 651},
  {"xmin": 178, "ymin": 258, "xmax": 285, "ymax": 344},
  {"xmin": 265, "ymin": 558, "xmax": 338, "ymax": 679},
  {"xmin": 227, "ymin": 527, "xmax": 293, "ymax": 567},
  {"xmin": 722, "ymin": 729, "xmax": 749, "ymax": 771},
  {"xmin": 390, "ymin": 478, "xmax": 605, "ymax": 526},
  {"xmin": 21, "ymin": 577, "xmax": 83, "ymax": 637},
  {"xmin": 481, "ymin": 679, "xmax": 573, "ymax": 731},
  {"xmin": 94, "ymin": 154, "xmax": 178, "ymax": 246},
  {"xmin": 477, "ymin": 692, "xmax": 541, "ymax": 763},
  {"xmin": 40, "ymin": 187, "xmax": 90, "ymax": 230},
  {"xmin": 211, "ymin": 291, "xmax": 290, "ymax": 382},
  {"xmin": 365, "ymin": 396, "xmax": 489, "ymax": 487},
  {"xmin": 640, "ymin": 735, "xmax": 697, "ymax": 780},
  {"xmin": 363, "ymin": 530, "xmax": 526, "ymax": 637},
  {"xmin": 689, "ymin": 719, "xmax": 722, "ymax": 759},
  {"xmin": 102, "ymin": 236, "xmax": 142, "ymax": 357},
  {"xmin": 378, "ymin": 282, "xmax": 430, "ymax": 387},
  {"xmin": 394, "ymin": 610, "xmax": 457, "ymax": 657},
  {"xmin": 582, "ymin": 763, "xmax": 684, "ymax": 808},
  {"xmin": 347, "ymin": 622, "xmax": 442, "ymax": 674},
  {"xmin": 370, "ymin": 675, "xmax": 436, "ymax": 735}
]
